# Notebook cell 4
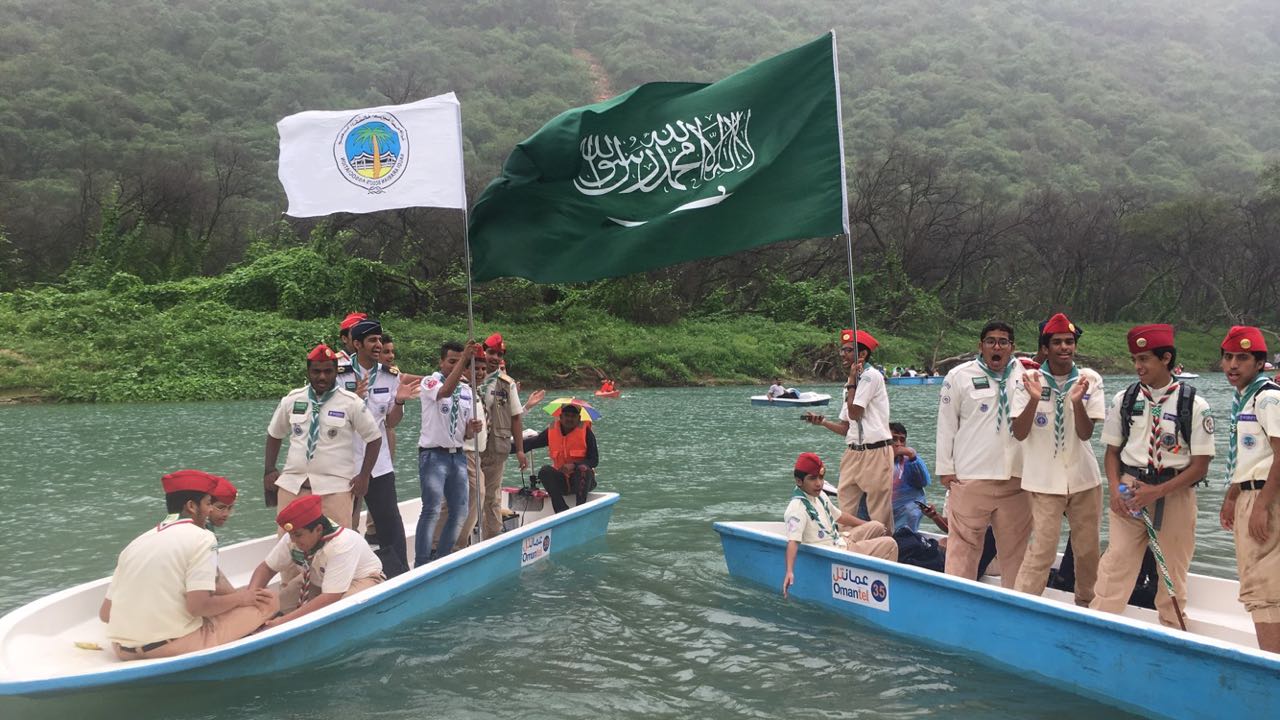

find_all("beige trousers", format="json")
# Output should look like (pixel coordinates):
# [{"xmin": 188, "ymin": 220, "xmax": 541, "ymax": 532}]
[
  {"xmin": 841, "ymin": 520, "xmax": 899, "ymax": 561},
  {"xmin": 1235, "ymin": 489, "xmax": 1280, "ymax": 623},
  {"xmin": 277, "ymin": 486, "xmax": 355, "ymax": 530},
  {"xmin": 113, "ymin": 595, "xmax": 280, "ymax": 660},
  {"xmin": 838, "ymin": 445, "xmax": 894, "ymax": 530},
  {"xmin": 1014, "ymin": 485, "xmax": 1102, "ymax": 605},
  {"xmin": 480, "ymin": 441, "xmax": 511, "ymax": 539},
  {"xmin": 944, "ymin": 478, "xmax": 1031, "ymax": 588},
  {"xmin": 279, "ymin": 572, "xmax": 384, "ymax": 613},
  {"xmin": 1090, "ymin": 486, "xmax": 1196, "ymax": 628}
]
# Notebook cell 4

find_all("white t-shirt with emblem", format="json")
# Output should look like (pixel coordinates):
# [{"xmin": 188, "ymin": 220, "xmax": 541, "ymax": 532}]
[
  {"xmin": 264, "ymin": 527, "xmax": 383, "ymax": 594},
  {"xmin": 418, "ymin": 371, "xmax": 475, "ymax": 449},
  {"xmin": 784, "ymin": 493, "xmax": 847, "ymax": 549},
  {"xmin": 1100, "ymin": 380, "xmax": 1215, "ymax": 469},
  {"xmin": 935, "ymin": 359, "xmax": 1027, "ymax": 479},
  {"xmin": 337, "ymin": 361, "xmax": 400, "ymax": 478},
  {"xmin": 839, "ymin": 365, "xmax": 891, "ymax": 445},
  {"xmin": 1011, "ymin": 367, "xmax": 1105, "ymax": 494},
  {"xmin": 105, "ymin": 519, "xmax": 218, "ymax": 647},
  {"xmin": 268, "ymin": 385, "xmax": 383, "ymax": 495},
  {"xmin": 1230, "ymin": 385, "xmax": 1280, "ymax": 483}
]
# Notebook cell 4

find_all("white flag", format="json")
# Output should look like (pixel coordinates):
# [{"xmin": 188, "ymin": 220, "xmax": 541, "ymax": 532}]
[{"xmin": 277, "ymin": 92, "xmax": 466, "ymax": 217}]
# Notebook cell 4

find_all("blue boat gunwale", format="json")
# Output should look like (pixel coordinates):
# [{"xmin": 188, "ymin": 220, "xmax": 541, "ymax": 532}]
[
  {"xmin": 0, "ymin": 492, "xmax": 620, "ymax": 697},
  {"xmin": 712, "ymin": 520, "xmax": 1280, "ymax": 668}
]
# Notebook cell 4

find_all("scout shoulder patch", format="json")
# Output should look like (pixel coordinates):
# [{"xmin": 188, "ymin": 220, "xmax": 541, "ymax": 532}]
[
  {"xmin": 1039, "ymin": 387, "xmax": 1051, "ymax": 400},
  {"xmin": 972, "ymin": 376, "xmax": 990, "ymax": 389},
  {"xmin": 345, "ymin": 381, "xmax": 357, "ymax": 391},
  {"xmin": 292, "ymin": 401, "xmax": 307, "ymax": 413},
  {"xmin": 385, "ymin": 364, "xmax": 400, "ymax": 376}
]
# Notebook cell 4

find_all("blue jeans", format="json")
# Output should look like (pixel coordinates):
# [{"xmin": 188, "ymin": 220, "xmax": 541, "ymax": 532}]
[{"xmin": 415, "ymin": 448, "xmax": 469, "ymax": 566}]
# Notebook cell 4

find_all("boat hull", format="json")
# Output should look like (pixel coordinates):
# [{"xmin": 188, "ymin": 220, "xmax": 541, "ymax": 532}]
[
  {"xmin": 749, "ymin": 394, "xmax": 831, "ymax": 407},
  {"xmin": 886, "ymin": 376, "xmax": 943, "ymax": 386},
  {"xmin": 593, "ymin": 390, "xmax": 621, "ymax": 398},
  {"xmin": 0, "ymin": 493, "xmax": 618, "ymax": 697},
  {"xmin": 715, "ymin": 521, "xmax": 1279, "ymax": 720}
]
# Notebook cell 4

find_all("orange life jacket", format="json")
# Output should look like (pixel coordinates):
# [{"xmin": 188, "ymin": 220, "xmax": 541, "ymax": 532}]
[{"xmin": 548, "ymin": 421, "xmax": 589, "ymax": 468}]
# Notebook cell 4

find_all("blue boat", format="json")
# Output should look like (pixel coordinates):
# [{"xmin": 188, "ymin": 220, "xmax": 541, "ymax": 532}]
[
  {"xmin": 886, "ymin": 375, "xmax": 943, "ymax": 386},
  {"xmin": 715, "ymin": 521, "xmax": 1279, "ymax": 720},
  {"xmin": 0, "ymin": 492, "xmax": 618, "ymax": 697}
]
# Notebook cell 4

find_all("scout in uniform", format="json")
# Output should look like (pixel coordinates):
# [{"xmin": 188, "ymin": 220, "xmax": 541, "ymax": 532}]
[
  {"xmin": 415, "ymin": 340, "xmax": 481, "ymax": 565},
  {"xmin": 264, "ymin": 344, "xmax": 383, "ymax": 530},
  {"xmin": 804, "ymin": 329, "xmax": 894, "ymax": 529},
  {"xmin": 99, "ymin": 470, "xmax": 278, "ymax": 660},
  {"xmin": 1090, "ymin": 324, "xmax": 1214, "ymax": 627},
  {"xmin": 1010, "ymin": 313, "xmax": 1105, "ymax": 605},
  {"xmin": 435, "ymin": 358, "xmax": 489, "ymax": 551},
  {"xmin": 208, "ymin": 476, "xmax": 239, "ymax": 594},
  {"xmin": 934, "ymin": 321, "xmax": 1030, "ymax": 587},
  {"xmin": 250, "ymin": 495, "xmax": 384, "ymax": 629},
  {"xmin": 478, "ymin": 333, "xmax": 529, "ymax": 538},
  {"xmin": 336, "ymin": 319, "xmax": 420, "ymax": 576},
  {"xmin": 336, "ymin": 311, "xmax": 366, "ymax": 371},
  {"xmin": 1218, "ymin": 326, "xmax": 1280, "ymax": 652},
  {"xmin": 781, "ymin": 452, "xmax": 898, "ymax": 598}
]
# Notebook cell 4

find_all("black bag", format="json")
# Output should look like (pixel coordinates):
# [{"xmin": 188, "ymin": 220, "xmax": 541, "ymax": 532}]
[{"xmin": 892, "ymin": 527, "xmax": 946, "ymax": 572}]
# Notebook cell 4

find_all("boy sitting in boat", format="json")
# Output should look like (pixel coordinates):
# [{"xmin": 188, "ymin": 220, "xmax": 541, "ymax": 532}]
[
  {"xmin": 208, "ymin": 476, "xmax": 238, "ymax": 594},
  {"xmin": 100, "ymin": 470, "xmax": 280, "ymax": 661},
  {"xmin": 249, "ymin": 495, "xmax": 385, "ymax": 629},
  {"xmin": 782, "ymin": 452, "xmax": 897, "ymax": 598}
]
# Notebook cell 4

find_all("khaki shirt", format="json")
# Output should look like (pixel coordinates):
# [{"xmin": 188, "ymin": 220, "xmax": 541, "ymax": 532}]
[
  {"xmin": 105, "ymin": 519, "xmax": 217, "ymax": 647},
  {"xmin": 268, "ymin": 385, "xmax": 382, "ymax": 495},
  {"xmin": 1011, "ymin": 367, "xmax": 1105, "ymax": 495},
  {"xmin": 1100, "ymin": 380, "xmax": 1215, "ymax": 469},
  {"xmin": 784, "ymin": 494, "xmax": 846, "ymax": 549},
  {"xmin": 1231, "ymin": 386, "xmax": 1280, "ymax": 483},
  {"xmin": 481, "ymin": 372, "xmax": 523, "ymax": 451}
]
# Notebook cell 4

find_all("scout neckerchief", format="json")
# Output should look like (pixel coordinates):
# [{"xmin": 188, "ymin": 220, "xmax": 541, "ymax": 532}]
[
  {"xmin": 1227, "ymin": 374, "xmax": 1270, "ymax": 481},
  {"xmin": 306, "ymin": 384, "xmax": 337, "ymax": 460},
  {"xmin": 1140, "ymin": 381, "xmax": 1181, "ymax": 474},
  {"xmin": 977, "ymin": 357, "xmax": 1013, "ymax": 434},
  {"xmin": 792, "ymin": 487, "xmax": 839, "ymax": 542},
  {"xmin": 290, "ymin": 518, "xmax": 340, "ymax": 601},
  {"xmin": 443, "ymin": 373, "xmax": 466, "ymax": 438},
  {"xmin": 353, "ymin": 357, "xmax": 378, "ymax": 405},
  {"xmin": 1040, "ymin": 365, "xmax": 1080, "ymax": 456}
]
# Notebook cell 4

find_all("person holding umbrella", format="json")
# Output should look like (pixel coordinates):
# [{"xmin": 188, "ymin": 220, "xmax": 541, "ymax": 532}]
[{"xmin": 522, "ymin": 398, "xmax": 600, "ymax": 513}]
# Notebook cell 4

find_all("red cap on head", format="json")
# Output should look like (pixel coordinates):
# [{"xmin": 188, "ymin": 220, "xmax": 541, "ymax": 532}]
[
  {"xmin": 307, "ymin": 343, "xmax": 337, "ymax": 362},
  {"xmin": 840, "ymin": 328, "xmax": 855, "ymax": 346},
  {"xmin": 1127, "ymin": 324, "xmax": 1175, "ymax": 354},
  {"xmin": 1222, "ymin": 326, "xmax": 1267, "ymax": 354},
  {"xmin": 1041, "ymin": 313, "xmax": 1079, "ymax": 337},
  {"xmin": 484, "ymin": 333, "xmax": 506, "ymax": 352},
  {"xmin": 339, "ymin": 312, "xmax": 367, "ymax": 331},
  {"xmin": 161, "ymin": 469, "xmax": 221, "ymax": 495},
  {"xmin": 856, "ymin": 330, "xmax": 879, "ymax": 353},
  {"xmin": 276, "ymin": 495, "xmax": 324, "ymax": 531},
  {"xmin": 794, "ymin": 452, "xmax": 824, "ymax": 478},
  {"xmin": 211, "ymin": 476, "xmax": 238, "ymax": 505}
]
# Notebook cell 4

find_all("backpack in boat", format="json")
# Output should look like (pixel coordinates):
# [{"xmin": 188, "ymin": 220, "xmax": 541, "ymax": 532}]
[
  {"xmin": 891, "ymin": 527, "xmax": 945, "ymax": 572},
  {"xmin": 1118, "ymin": 382, "xmax": 1197, "ymax": 449}
]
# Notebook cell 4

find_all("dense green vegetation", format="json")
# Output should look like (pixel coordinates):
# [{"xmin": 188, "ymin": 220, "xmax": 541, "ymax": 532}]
[{"xmin": 1, "ymin": 0, "xmax": 1277, "ymax": 401}]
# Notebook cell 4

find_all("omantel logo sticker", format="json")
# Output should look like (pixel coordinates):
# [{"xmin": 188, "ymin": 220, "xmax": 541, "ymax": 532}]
[
  {"xmin": 334, "ymin": 112, "xmax": 409, "ymax": 194},
  {"xmin": 521, "ymin": 530, "xmax": 552, "ymax": 566},
  {"xmin": 831, "ymin": 564, "xmax": 890, "ymax": 612}
]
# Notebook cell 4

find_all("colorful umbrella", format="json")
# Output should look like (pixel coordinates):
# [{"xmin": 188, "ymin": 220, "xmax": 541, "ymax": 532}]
[{"xmin": 543, "ymin": 397, "xmax": 602, "ymax": 421}]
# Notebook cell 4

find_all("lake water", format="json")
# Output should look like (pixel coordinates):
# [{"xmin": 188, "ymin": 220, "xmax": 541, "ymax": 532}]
[{"xmin": 0, "ymin": 375, "xmax": 1246, "ymax": 719}]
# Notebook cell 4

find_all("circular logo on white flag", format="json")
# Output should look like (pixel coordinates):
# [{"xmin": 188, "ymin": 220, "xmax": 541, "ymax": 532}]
[{"xmin": 334, "ymin": 112, "xmax": 409, "ymax": 193}]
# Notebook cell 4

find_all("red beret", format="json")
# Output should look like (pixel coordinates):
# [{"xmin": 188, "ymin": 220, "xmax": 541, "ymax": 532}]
[
  {"xmin": 1041, "ymin": 313, "xmax": 1079, "ymax": 337},
  {"xmin": 161, "ymin": 469, "xmax": 221, "ymax": 495},
  {"xmin": 1127, "ymin": 324, "xmax": 1175, "ymax": 354},
  {"xmin": 211, "ymin": 476, "xmax": 238, "ymax": 504},
  {"xmin": 339, "ymin": 312, "xmax": 367, "ymax": 331},
  {"xmin": 1222, "ymin": 326, "xmax": 1267, "ymax": 354},
  {"xmin": 307, "ymin": 343, "xmax": 337, "ymax": 362},
  {"xmin": 483, "ymin": 333, "xmax": 506, "ymax": 352},
  {"xmin": 794, "ymin": 452, "xmax": 824, "ymax": 478},
  {"xmin": 276, "ymin": 495, "xmax": 324, "ymax": 531},
  {"xmin": 839, "ymin": 329, "xmax": 879, "ymax": 352}
]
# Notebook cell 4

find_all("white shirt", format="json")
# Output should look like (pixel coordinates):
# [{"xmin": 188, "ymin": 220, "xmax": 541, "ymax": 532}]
[
  {"xmin": 784, "ymin": 493, "xmax": 847, "ymax": 549},
  {"xmin": 337, "ymin": 360, "xmax": 400, "ymax": 478},
  {"xmin": 105, "ymin": 519, "xmax": 218, "ymax": 646},
  {"xmin": 935, "ymin": 359, "xmax": 1026, "ymax": 480},
  {"xmin": 268, "ymin": 385, "xmax": 383, "ymax": 495},
  {"xmin": 768, "ymin": 384, "xmax": 787, "ymax": 397},
  {"xmin": 1230, "ymin": 385, "xmax": 1280, "ymax": 484},
  {"xmin": 839, "ymin": 365, "xmax": 891, "ymax": 445},
  {"xmin": 1100, "ymin": 380, "xmax": 1215, "ymax": 469},
  {"xmin": 264, "ymin": 527, "xmax": 383, "ymax": 594},
  {"xmin": 418, "ymin": 371, "xmax": 476, "ymax": 449},
  {"xmin": 1011, "ymin": 366, "xmax": 1105, "ymax": 495}
]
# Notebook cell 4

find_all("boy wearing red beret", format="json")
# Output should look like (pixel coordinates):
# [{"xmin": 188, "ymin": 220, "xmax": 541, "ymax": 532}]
[
  {"xmin": 100, "ymin": 470, "xmax": 278, "ymax": 660},
  {"xmin": 782, "ymin": 452, "xmax": 898, "ymax": 597},
  {"xmin": 249, "ymin": 495, "xmax": 384, "ymax": 628},
  {"xmin": 1090, "ymin": 324, "xmax": 1214, "ymax": 628},
  {"xmin": 1218, "ymin": 325, "xmax": 1280, "ymax": 652}
]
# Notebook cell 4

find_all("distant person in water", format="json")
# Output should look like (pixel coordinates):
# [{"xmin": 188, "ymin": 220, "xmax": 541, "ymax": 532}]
[
  {"xmin": 767, "ymin": 379, "xmax": 799, "ymax": 400},
  {"xmin": 599, "ymin": 378, "xmax": 617, "ymax": 394}
]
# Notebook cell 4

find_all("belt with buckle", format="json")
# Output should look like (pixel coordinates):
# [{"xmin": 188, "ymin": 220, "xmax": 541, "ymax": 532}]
[
  {"xmin": 419, "ymin": 446, "xmax": 463, "ymax": 454},
  {"xmin": 1120, "ymin": 465, "xmax": 1180, "ymax": 530},
  {"xmin": 1240, "ymin": 479, "xmax": 1268, "ymax": 491},
  {"xmin": 119, "ymin": 638, "xmax": 171, "ymax": 654},
  {"xmin": 848, "ymin": 439, "xmax": 891, "ymax": 451}
]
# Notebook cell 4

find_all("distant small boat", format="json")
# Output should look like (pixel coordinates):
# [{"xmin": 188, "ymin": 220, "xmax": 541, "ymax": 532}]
[
  {"xmin": 593, "ymin": 390, "xmax": 621, "ymax": 399},
  {"xmin": 887, "ymin": 376, "xmax": 943, "ymax": 386},
  {"xmin": 750, "ymin": 392, "xmax": 831, "ymax": 407},
  {"xmin": 1174, "ymin": 372, "xmax": 1200, "ymax": 380}
]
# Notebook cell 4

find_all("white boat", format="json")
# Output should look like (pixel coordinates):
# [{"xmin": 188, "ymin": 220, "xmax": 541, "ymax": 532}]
[
  {"xmin": 1174, "ymin": 372, "xmax": 1200, "ymax": 380},
  {"xmin": 749, "ymin": 392, "xmax": 831, "ymax": 407},
  {"xmin": 715, "ymin": 521, "xmax": 1278, "ymax": 720},
  {"xmin": 0, "ymin": 491, "xmax": 618, "ymax": 697}
]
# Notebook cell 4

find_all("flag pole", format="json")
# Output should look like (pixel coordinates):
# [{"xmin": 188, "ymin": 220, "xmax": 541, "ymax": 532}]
[
  {"xmin": 830, "ymin": 30, "xmax": 858, "ymax": 339},
  {"xmin": 456, "ymin": 100, "xmax": 482, "ymax": 550}
]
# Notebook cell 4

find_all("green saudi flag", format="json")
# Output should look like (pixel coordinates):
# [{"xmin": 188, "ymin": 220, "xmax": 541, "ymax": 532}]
[{"xmin": 468, "ymin": 33, "xmax": 848, "ymax": 283}]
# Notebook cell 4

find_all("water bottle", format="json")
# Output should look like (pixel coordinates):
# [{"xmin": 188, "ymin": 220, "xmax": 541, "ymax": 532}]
[{"xmin": 1116, "ymin": 483, "xmax": 1144, "ymax": 519}]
